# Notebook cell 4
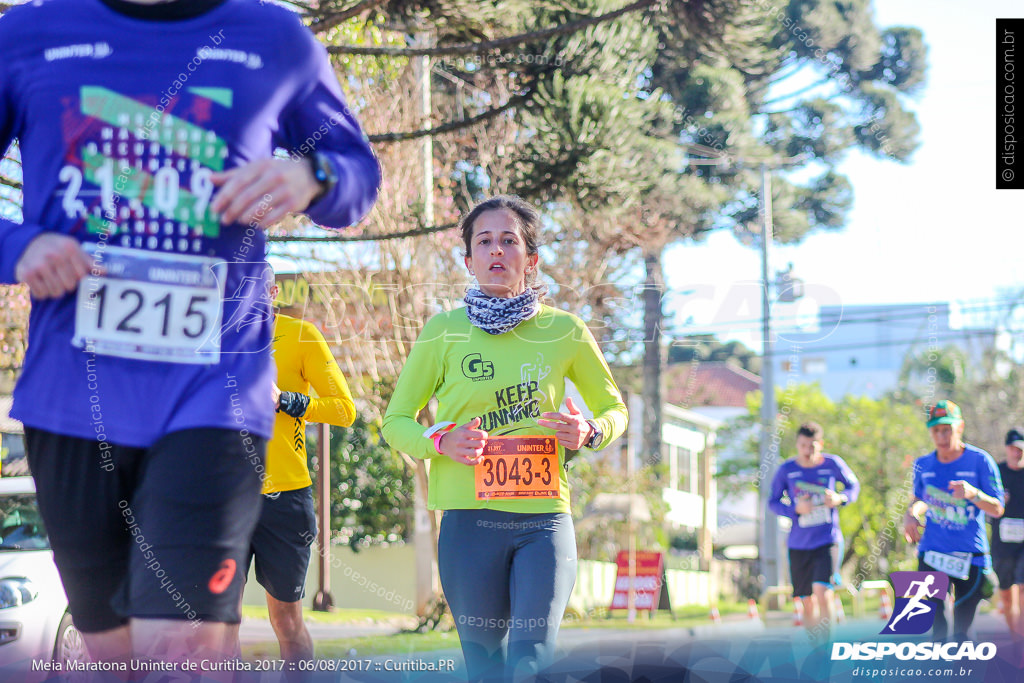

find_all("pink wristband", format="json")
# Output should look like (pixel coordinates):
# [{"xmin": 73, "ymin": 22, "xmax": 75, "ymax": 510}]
[{"xmin": 432, "ymin": 426, "xmax": 455, "ymax": 454}]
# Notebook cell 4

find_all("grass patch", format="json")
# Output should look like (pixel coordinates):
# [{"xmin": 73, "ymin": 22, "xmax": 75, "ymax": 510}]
[
  {"xmin": 562, "ymin": 601, "xmax": 750, "ymax": 630},
  {"xmin": 244, "ymin": 631, "xmax": 460, "ymax": 660},
  {"xmin": 241, "ymin": 605, "xmax": 414, "ymax": 626},
  {"xmin": 561, "ymin": 602, "xmax": 753, "ymax": 630}
]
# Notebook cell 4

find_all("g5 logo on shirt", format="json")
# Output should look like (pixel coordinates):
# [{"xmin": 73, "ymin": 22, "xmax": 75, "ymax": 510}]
[{"xmin": 462, "ymin": 353, "xmax": 495, "ymax": 381}]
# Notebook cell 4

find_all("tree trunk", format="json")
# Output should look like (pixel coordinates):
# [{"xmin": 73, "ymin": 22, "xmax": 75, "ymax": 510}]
[{"xmin": 642, "ymin": 249, "xmax": 664, "ymax": 466}]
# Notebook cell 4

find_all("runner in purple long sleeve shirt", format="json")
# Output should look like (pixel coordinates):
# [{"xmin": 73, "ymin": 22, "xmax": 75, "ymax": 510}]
[
  {"xmin": 768, "ymin": 421, "xmax": 859, "ymax": 640},
  {"xmin": 0, "ymin": 0, "xmax": 379, "ymax": 668}
]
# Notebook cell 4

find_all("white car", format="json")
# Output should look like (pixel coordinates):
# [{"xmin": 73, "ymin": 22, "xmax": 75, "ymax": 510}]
[{"xmin": 0, "ymin": 476, "xmax": 88, "ymax": 676}]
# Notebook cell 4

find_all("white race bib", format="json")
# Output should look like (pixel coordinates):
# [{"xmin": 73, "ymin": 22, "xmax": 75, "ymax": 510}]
[
  {"xmin": 73, "ymin": 245, "xmax": 226, "ymax": 365},
  {"xmin": 923, "ymin": 550, "xmax": 971, "ymax": 580},
  {"xmin": 1002, "ymin": 518, "xmax": 1024, "ymax": 543},
  {"xmin": 798, "ymin": 506, "xmax": 832, "ymax": 528}
]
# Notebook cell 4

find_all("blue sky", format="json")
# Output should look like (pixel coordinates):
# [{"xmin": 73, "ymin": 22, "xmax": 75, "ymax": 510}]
[{"xmin": 665, "ymin": 1, "xmax": 1022, "ymax": 350}]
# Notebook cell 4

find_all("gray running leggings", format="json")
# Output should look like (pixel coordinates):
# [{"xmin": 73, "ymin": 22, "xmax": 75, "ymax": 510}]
[{"xmin": 439, "ymin": 509, "xmax": 577, "ymax": 682}]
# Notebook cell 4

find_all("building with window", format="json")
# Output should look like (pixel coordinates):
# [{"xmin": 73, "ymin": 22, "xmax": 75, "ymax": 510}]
[{"xmin": 771, "ymin": 302, "xmax": 999, "ymax": 400}]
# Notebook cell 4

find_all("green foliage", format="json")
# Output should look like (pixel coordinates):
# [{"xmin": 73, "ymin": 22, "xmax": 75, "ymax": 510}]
[
  {"xmin": 668, "ymin": 334, "xmax": 761, "ymax": 374},
  {"xmin": 313, "ymin": 414, "xmax": 415, "ymax": 551},
  {"xmin": 894, "ymin": 343, "xmax": 1024, "ymax": 459},
  {"xmin": 570, "ymin": 457, "xmax": 670, "ymax": 562},
  {"xmin": 898, "ymin": 344, "xmax": 970, "ymax": 399},
  {"xmin": 669, "ymin": 529, "xmax": 698, "ymax": 552},
  {"xmin": 324, "ymin": 15, "xmax": 408, "ymax": 87},
  {"xmin": 865, "ymin": 27, "xmax": 928, "ymax": 93},
  {"xmin": 785, "ymin": 0, "xmax": 881, "ymax": 73},
  {"xmin": 718, "ymin": 383, "xmax": 926, "ymax": 583}
]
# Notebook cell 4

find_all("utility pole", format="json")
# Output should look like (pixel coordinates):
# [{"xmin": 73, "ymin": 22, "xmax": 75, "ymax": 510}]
[
  {"xmin": 412, "ymin": 41, "xmax": 438, "ymax": 616},
  {"xmin": 756, "ymin": 163, "xmax": 779, "ymax": 591},
  {"xmin": 687, "ymin": 150, "xmax": 805, "ymax": 596}
]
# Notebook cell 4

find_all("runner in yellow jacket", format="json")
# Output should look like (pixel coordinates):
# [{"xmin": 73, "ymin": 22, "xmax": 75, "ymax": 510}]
[{"xmin": 234, "ymin": 288, "xmax": 355, "ymax": 663}]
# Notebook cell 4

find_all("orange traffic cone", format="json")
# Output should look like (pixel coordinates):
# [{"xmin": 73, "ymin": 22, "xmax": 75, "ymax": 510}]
[
  {"xmin": 793, "ymin": 597, "xmax": 804, "ymax": 627},
  {"xmin": 709, "ymin": 606, "xmax": 722, "ymax": 623},
  {"xmin": 747, "ymin": 599, "xmax": 759, "ymax": 620},
  {"xmin": 879, "ymin": 591, "xmax": 892, "ymax": 620},
  {"xmin": 834, "ymin": 595, "xmax": 846, "ymax": 624}
]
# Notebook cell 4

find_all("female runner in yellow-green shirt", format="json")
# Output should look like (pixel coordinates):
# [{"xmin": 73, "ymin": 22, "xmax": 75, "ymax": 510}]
[{"xmin": 383, "ymin": 195, "xmax": 627, "ymax": 681}]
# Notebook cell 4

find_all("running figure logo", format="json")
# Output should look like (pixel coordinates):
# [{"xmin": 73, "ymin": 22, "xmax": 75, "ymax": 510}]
[{"xmin": 882, "ymin": 571, "xmax": 949, "ymax": 635}]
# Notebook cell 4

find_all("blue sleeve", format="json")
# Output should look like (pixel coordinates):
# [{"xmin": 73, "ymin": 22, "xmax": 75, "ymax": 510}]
[
  {"xmin": 275, "ymin": 21, "xmax": 379, "ymax": 230},
  {"xmin": 768, "ymin": 466, "xmax": 795, "ymax": 519},
  {"xmin": 913, "ymin": 458, "xmax": 924, "ymax": 500},
  {"xmin": 834, "ymin": 456, "xmax": 860, "ymax": 504},
  {"xmin": 980, "ymin": 451, "xmax": 1004, "ymax": 501},
  {"xmin": 0, "ymin": 15, "xmax": 45, "ymax": 285}
]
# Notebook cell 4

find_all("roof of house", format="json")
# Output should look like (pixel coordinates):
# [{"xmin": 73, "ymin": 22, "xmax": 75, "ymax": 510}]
[{"xmin": 664, "ymin": 361, "xmax": 760, "ymax": 409}]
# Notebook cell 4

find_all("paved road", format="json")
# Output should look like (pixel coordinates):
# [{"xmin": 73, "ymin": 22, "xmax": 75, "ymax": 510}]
[
  {"xmin": 237, "ymin": 609, "xmax": 1022, "ymax": 681},
  {"xmin": 240, "ymin": 607, "xmax": 1014, "ymax": 646}
]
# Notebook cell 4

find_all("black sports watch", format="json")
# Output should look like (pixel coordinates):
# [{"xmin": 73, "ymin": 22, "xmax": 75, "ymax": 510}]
[
  {"xmin": 308, "ymin": 151, "xmax": 337, "ymax": 203},
  {"xmin": 583, "ymin": 419, "xmax": 603, "ymax": 449}
]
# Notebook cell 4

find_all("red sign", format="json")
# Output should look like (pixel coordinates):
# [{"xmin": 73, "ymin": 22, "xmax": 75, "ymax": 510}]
[{"xmin": 610, "ymin": 551, "xmax": 665, "ymax": 611}]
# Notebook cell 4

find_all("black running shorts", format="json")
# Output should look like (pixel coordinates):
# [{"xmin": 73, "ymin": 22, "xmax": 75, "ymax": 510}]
[
  {"xmin": 246, "ymin": 486, "xmax": 317, "ymax": 602},
  {"xmin": 24, "ymin": 427, "xmax": 265, "ymax": 632},
  {"xmin": 789, "ymin": 543, "xmax": 837, "ymax": 598}
]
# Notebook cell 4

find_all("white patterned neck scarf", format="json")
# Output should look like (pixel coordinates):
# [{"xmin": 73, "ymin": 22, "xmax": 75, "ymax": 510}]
[{"xmin": 464, "ymin": 286, "xmax": 541, "ymax": 335}]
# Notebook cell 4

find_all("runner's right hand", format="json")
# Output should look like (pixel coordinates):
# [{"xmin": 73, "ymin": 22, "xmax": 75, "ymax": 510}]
[
  {"xmin": 15, "ymin": 233, "xmax": 96, "ymax": 299},
  {"xmin": 438, "ymin": 417, "xmax": 488, "ymax": 465},
  {"xmin": 794, "ymin": 495, "xmax": 814, "ymax": 515},
  {"xmin": 903, "ymin": 519, "xmax": 923, "ymax": 543}
]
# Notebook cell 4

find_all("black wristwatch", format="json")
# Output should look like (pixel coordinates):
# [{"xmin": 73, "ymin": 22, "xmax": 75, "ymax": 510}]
[
  {"xmin": 308, "ymin": 151, "xmax": 337, "ymax": 203},
  {"xmin": 583, "ymin": 419, "xmax": 603, "ymax": 449}
]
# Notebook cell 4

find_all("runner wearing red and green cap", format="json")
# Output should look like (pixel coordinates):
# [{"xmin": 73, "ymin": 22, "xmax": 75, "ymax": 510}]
[{"xmin": 902, "ymin": 400, "xmax": 1004, "ymax": 641}]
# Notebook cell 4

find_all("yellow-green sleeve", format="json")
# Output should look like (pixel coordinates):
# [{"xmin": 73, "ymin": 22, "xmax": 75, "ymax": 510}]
[
  {"xmin": 567, "ymin": 319, "xmax": 627, "ymax": 450},
  {"xmin": 301, "ymin": 321, "xmax": 356, "ymax": 427},
  {"xmin": 382, "ymin": 315, "xmax": 447, "ymax": 460}
]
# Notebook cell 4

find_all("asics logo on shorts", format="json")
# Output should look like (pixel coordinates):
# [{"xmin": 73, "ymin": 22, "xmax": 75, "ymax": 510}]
[{"xmin": 208, "ymin": 559, "xmax": 237, "ymax": 594}]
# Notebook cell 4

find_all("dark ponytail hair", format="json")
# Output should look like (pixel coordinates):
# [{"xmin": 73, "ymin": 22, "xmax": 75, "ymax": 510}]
[{"xmin": 460, "ymin": 195, "xmax": 542, "ymax": 288}]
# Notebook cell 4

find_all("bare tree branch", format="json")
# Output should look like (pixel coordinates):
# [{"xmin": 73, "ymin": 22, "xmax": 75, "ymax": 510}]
[
  {"xmin": 326, "ymin": 0, "xmax": 658, "ymax": 56},
  {"xmin": 268, "ymin": 222, "xmax": 458, "ymax": 242},
  {"xmin": 310, "ymin": 0, "xmax": 388, "ymax": 33},
  {"xmin": 368, "ymin": 91, "xmax": 530, "ymax": 143}
]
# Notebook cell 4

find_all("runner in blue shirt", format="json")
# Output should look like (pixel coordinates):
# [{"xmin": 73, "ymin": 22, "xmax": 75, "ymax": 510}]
[
  {"xmin": 769, "ymin": 421, "xmax": 859, "ymax": 639},
  {"xmin": 903, "ymin": 400, "xmax": 1004, "ymax": 642}
]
